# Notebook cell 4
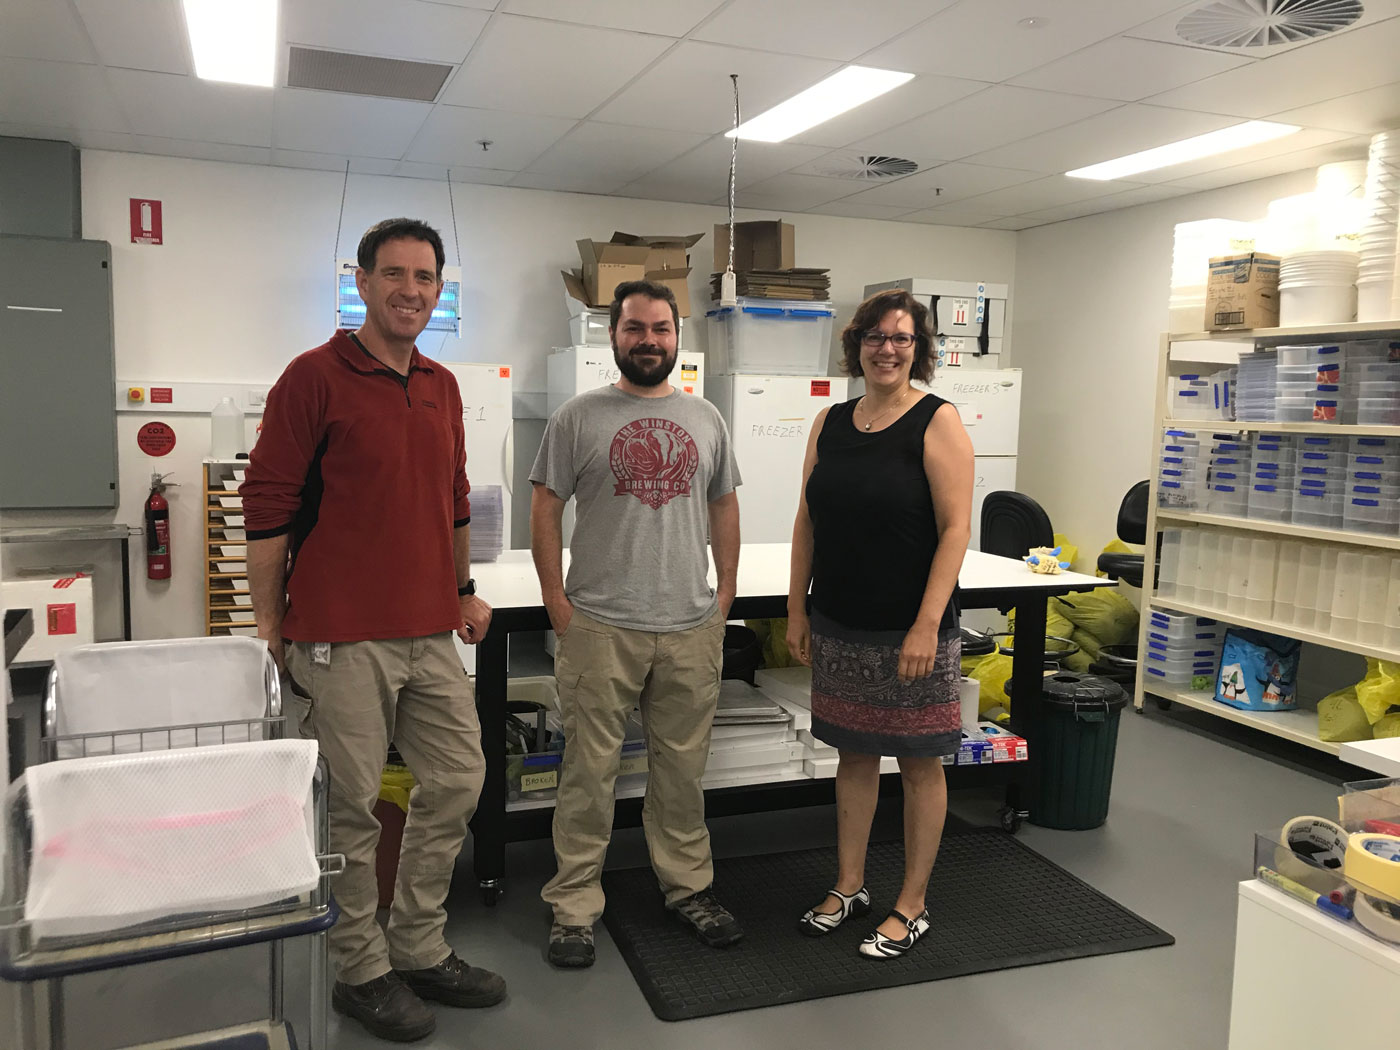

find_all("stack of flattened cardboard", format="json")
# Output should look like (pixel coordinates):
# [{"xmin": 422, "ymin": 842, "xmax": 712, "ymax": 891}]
[
  {"xmin": 709, "ymin": 220, "xmax": 830, "ymax": 300},
  {"xmin": 561, "ymin": 231, "xmax": 703, "ymax": 317}
]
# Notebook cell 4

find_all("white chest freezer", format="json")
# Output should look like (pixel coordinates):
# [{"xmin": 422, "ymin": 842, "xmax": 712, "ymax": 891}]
[
  {"xmin": 920, "ymin": 369, "xmax": 1021, "ymax": 458},
  {"xmin": 547, "ymin": 348, "xmax": 705, "ymax": 417},
  {"xmin": 707, "ymin": 373, "xmax": 849, "ymax": 544}
]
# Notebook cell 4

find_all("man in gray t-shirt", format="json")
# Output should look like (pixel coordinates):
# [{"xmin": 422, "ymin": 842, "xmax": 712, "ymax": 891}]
[{"xmin": 530, "ymin": 279, "xmax": 742, "ymax": 968}]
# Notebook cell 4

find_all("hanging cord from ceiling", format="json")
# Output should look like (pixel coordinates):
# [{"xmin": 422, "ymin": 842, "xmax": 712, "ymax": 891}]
[{"xmin": 720, "ymin": 73, "xmax": 740, "ymax": 307}]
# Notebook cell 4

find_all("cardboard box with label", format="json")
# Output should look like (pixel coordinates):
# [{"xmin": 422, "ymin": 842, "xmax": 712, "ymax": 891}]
[
  {"xmin": 6, "ymin": 570, "xmax": 95, "ymax": 663},
  {"xmin": 714, "ymin": 220, "xmax": 795, "ymax": 273},
  {"xmin": 1205, "ymin": 252, "xmax": 1280, "ymax": 331},
  {"xmin": 562, "ymin": 231, "xmax": 703, "ymax": 317}
]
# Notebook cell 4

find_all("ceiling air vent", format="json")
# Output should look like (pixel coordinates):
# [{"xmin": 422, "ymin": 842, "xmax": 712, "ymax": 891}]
[
  {"xmin": 286, "ymin": 46, "xmax": 453, "ymax": 102},
  {"xmin": 1175, "ymin": 0, "xmax": 1363, "ymax": 48},
  {"xmin": 813, "ymin": 155, "xmax": 919, "ymax": 181}
]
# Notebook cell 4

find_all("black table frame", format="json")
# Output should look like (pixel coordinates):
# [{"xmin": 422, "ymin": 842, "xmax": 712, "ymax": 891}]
[{"xmin": 469, "ymin": 581, "xmax": 1106, "ymax": 904}]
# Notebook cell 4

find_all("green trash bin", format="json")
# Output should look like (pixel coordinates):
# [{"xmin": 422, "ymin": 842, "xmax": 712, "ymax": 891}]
[{"xmin": 1028, "ymin": 672, "xmax": 1129, "ymax": 830}]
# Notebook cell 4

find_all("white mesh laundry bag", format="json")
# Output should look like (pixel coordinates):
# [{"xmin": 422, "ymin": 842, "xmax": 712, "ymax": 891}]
[
  {"xmin": 51, "ymin": 636, "xmax": 273, "ymax": 757},
  {"xmin": 22, "ymin": 739, "xmax": 320, "ymax": 938}
]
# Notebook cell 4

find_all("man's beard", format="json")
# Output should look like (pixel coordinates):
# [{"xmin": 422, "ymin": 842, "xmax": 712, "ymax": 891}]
[{"xmin": 614, "ymin": 341, "xmax": 676, "ymax": 387}]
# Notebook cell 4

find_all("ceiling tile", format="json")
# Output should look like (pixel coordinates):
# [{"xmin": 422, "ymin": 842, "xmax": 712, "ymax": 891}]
[
  {"xmin": 1009, "ymin": 183, "xmax": 1197, "ymax": 224},
  {"xmin": 0, "ymin": 59, "xmax": 127, "ymax": 130},
  {"xmin": 964, "ymin": 104, "xmax": 1235, "ymax": 174},
  {"xmin": 1146, "ymin": 15, "xmax": 1400, "ymax": 118},
  {"xmin": 1269, "ymin": 82, "xmax": 1400, "ymax": 135},
  {"xmin": 618, "ymin": 136, "xmax": 830, "ymax": 202},
  {"xmin": 397, "ymin": 161, "xmax": 518, "ymax": 185},
  {"xmin": 0, "ymin": 0, "xmax": 95, "ymax": 63},
  {"xmin": 1126, "ymin": 0, "xmax": 1400, "ymax": 58},
  {"xmin": 1130, "ymin": 126, "xmax": 1357, "ymax": 184},
  {"xmin": 269, "ymin": 149, "xmax": 401, "ymax": 175},
  {"xmin": 956, "ymin": 175, "xmax": 1148, "ymax": 216},
  {"xmin": 692, "ymin": 0, "xmax": 950, "ymax": 61},
  {"xmin": 73, "ymin": 0, "xmax": 189, "ymax": 75},
  {"xmin": 404, "ymin": 105, "xmax": 576, "ymax": 169},
  {"xmin": 1010, "ymin": 37, "xmax": 1252, "ymax": 102},
  {"xmin": 592, "ymin": 40, "xmax": 839, "ymax": 133},
  {"xmin": 274, "ymin": 89, "xmax": 433, "ymax": 158},
  {"xmin": 0, "ymin": 122, "xmax": 135, "ymax": 153},
  {"xmin": 847, "ymin": 87, "xmax": 1118, "ymax": 165},
  {"xmin": 442, "ymin": 15, "xmax": 671, "ymax": 117},
  {"xmin": 510, "ymin": 171, "xmax": 631, "ymax": 194},
  {"xmin": 132, "ymin": 135, "xmax": 273, "ymax": 166},
  {"xmin": 978, "ymin": 216, "xmax": 1042, "ymax": 230},
  {"xmin": 1163, "ymin": 137, "xmax": 1371, "ymax": 192},
  {"xmin": 420, "ymin": 0, "xmax": 499, "ymax": 8},
  {"xmin": 840, "ymin": 161, "xmax": 1040, "ymax": 209},
  {"xmin": 525, "ymin": 121, "xmax": 708, "ymax": 183},
  {"xmin": 787, "ymin": 73, "xmax": 988, "ymax": 149},
  {"xmin": 899, "ymin": 208, "xmax": 1008, "ymax": 227},
  {"xmin": 108, "ymin": 69, "xmax": 273, "ymax": 146},
  {"xmin": 730, "ymin": 173, "xmax": 861, "ymax": 211},
  {"xmin": 285, "ymin": 0, "xmax": 490, "ymax": 65},
  {"xmin": 501, "ymin": 0, "xmax": 726, "ymax": 37},
  {"xmin": 806, "ymin": 200, "xmax": 915, "ymax": 219},
  {"xmin": 862, "ymin": 0, "xmax": 1191, "ymax": 82}
]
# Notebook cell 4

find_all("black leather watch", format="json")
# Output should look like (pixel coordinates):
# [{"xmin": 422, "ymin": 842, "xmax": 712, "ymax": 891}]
[{"xmin": 458, "ymin": 578, "xmax": 476, "ymax": 597}]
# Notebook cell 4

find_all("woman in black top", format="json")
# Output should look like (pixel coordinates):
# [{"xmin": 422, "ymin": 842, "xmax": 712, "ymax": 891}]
[{"xmin": 786, "ymin": 288, "xmax": 973, "ymax": 958}]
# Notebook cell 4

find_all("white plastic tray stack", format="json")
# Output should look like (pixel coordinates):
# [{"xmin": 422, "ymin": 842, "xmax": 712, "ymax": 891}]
[
  {"xmin": 1249, "ymin": 431, "xmax": 1296, "ymax": 522},
  {"xmin": 1236, "ymin": 350, "xmax": 1278, "ymax": 422},
  {"xmin": 1359, "ymin": 130, "xmax": 1400, "ymax": 322},
  {"xmin": 1208, "ymin": 432, "xmax": 1251, "ymax": 516},
  {"xmin": 1143, "ymin": 608, "xmax": 1225, "ymax": 687},
  {"xmin": 1159, "ymin": 428, "xmax": 1206, "ymax": 509}
]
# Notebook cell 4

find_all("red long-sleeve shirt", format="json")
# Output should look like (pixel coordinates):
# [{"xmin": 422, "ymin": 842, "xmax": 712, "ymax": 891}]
[{"xmin": 241, "ymin": 330, "xmax": 470, "ymax": 642}]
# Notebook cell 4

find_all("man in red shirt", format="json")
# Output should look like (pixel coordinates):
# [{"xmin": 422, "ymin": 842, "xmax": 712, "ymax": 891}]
[{"xmin": 243, "ymin": 218, "xmax": 503, "ymax": 1044}]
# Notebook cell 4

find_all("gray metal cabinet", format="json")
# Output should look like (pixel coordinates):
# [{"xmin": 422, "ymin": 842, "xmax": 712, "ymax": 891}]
[{"xmin": 0, "ymin": 236, "xmax": 118, "ymax": 508}]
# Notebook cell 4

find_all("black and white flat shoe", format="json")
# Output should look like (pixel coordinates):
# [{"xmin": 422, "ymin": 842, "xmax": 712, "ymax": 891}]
[
  {"xmin": 798, "ymin": 886, "xmax": 871, "ymax": 937},
  {"xmin": 858, "ymin": 909, "xmax": 931, "ymax": 958}
]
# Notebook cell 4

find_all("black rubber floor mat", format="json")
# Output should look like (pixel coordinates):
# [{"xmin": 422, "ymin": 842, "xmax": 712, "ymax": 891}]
[{"xmin": 600, "ymin": 827, "xmax": 1174, "ymax": 1021}]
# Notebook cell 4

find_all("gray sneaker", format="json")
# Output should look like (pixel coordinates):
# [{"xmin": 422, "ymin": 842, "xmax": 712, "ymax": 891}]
[
  {"xmin": 670, "ymin": 888, "xmax": 744, "ymax": 947},
  {"xmin": 548, "ymin": 923, "xmax": 595, "ymax": 968}
]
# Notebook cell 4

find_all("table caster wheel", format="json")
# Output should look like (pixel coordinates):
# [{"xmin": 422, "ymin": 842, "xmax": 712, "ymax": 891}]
[
  {"xmin": 480, "ymin": 883, "xmax": 503, "ymax": 906},
  {"xmin": 998, "ymin": 806, "xmax": 1025, "ymax": 834},
  {"xmin": 1155, "ymin": 697, "xmax": 1174, "ymax": 711}
]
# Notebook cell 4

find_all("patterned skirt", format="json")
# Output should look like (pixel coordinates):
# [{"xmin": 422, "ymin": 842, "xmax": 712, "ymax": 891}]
[{"xmin": 810, "ymin": 609, "xmax": 963, "ymax": 758}]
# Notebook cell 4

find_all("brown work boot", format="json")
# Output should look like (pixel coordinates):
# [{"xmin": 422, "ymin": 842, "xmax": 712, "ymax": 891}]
[
  {"xmin": 396, "ymin": 951, "xmax": 507, "ymax": 1008},
  {"xmin": 331, "ymin": 971, "xmax": 435, "ymax": 1043}
]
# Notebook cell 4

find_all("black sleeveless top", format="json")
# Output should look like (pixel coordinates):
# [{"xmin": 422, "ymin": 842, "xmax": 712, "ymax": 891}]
[{"xmin": 805, "ymin": 394, "xmax": 959, "ymax": 632}]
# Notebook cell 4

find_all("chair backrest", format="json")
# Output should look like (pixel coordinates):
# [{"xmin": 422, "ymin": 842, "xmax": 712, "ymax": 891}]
[
  {"xmin": 46, "ymin": 636, "xmax": 279, "ymax": 757},
  {"xmin": 980, "ymin": 491, "xmax": 1054, "ymax": 559},
  {"xmin": 1117, "ymin": 480, "xmax": 1150, "ymax": 545}
]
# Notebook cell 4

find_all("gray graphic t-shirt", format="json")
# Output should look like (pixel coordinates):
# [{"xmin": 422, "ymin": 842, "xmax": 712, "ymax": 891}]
[{"xmin": 530, "ymin": 385, "xmax": 741, "ymax": 632}]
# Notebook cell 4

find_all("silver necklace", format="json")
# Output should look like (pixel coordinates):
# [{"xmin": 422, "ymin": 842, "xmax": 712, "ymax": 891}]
[{"xmin": 859, "ymin": 387, "xmax": 911, "ymax": 431}]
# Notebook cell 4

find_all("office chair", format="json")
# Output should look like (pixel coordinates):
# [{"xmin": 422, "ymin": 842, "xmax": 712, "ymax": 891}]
[
  {"xmin": 1097, "ymin": 481, "xmax": 1150, "ymax": 588},
  {"xmin": 979, "ymin": 490, "xmax": 1054, "ymax": 560}
]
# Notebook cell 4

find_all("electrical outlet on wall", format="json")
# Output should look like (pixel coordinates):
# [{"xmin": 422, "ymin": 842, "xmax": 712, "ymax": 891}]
[{"xmin": 246, "ymin": 388, "xmax": 269, "ymax": 407}]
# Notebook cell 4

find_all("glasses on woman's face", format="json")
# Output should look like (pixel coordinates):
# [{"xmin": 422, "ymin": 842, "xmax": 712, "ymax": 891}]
[{"xmin": 862, "ymin": 331, "xmax": 915, "ymax": 349}]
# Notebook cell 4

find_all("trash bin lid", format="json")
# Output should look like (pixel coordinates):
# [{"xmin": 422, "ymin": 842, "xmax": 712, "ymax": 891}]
[{"xmin": 1041, "ymin": 672, "xmax": 1128, "ymax": 711}]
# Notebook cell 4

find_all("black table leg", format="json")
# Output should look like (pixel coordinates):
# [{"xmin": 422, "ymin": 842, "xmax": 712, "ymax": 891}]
[
  {"xmin": 1004, "ymin": 594, "xmax": 1048, "ymax": 831},
  {"xmin": 469, "ymin": 629, "xmax": 510, "ymax": 905},
  {"xmin": 120, "ymin": 536, "xmax": 133, "ymax": 641}
]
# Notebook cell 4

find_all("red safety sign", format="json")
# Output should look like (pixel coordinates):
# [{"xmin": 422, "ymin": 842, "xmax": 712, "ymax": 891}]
[
  {"xmin": 137, "ymin": 421, "xmax": 177, "ymax": 456},
  {"xmin": 130, "ymin": 198, "xmax": 163, "ymax": 245}
]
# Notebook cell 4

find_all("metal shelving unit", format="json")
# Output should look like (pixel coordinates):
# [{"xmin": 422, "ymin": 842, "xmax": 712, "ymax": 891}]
[{"xmin": 1136, "ymin": 321, "xmax": 1400, "ymax": 757}]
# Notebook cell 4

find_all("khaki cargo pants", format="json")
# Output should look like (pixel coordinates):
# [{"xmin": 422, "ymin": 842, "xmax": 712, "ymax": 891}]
[
  {"xmin": 542, "ymin": 608, "xmax": 725, "ymax": 927},
  {"xmin": 285, "ymin": 633, "xmax": 484, "ymax": 986}
]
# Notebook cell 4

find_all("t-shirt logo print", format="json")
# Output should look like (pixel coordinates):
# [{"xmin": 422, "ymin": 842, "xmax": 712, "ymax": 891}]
[{"xmin": 610, "ymin": 418, "xmax": 700, "ymax": 508}]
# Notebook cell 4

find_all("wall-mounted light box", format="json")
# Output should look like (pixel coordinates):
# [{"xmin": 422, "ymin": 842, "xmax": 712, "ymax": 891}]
[{"xmin": 335, "ymin": 258, "xmax": 463, "ymax": 337}]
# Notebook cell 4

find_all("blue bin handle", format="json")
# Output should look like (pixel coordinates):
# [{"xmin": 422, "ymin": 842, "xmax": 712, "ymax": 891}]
[{"xmin": 740, "ymin": 305, "xmax": 786, "ymax": 316}]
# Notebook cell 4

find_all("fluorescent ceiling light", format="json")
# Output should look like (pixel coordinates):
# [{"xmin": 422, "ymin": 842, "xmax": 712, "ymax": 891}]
[
  {"xmin": 1066, "ymin": 120, "xmax": 1301, "ymax": 180},
  {"xmin": 183, "ymin": 0, "xmax": 277, "ymax": 87},
  {"xmin": 726, "ymin": 66, "xmax": 914, "ymax": 143}
]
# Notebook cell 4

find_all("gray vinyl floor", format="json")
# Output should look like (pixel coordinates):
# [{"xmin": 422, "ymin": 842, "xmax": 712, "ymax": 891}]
[{"xmin": 32, "ymin": 700, "xmax": 1364, "ymax": 1050}]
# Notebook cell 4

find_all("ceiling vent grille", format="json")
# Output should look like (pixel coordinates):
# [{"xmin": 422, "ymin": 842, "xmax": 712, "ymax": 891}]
[
  {"xmin": 813, "ymin": 155, "xmax": 919, "ymax": 180},
  {"xmin": 286, "ymin": 46, "xmax": 453, "ymax": 102},
  {"xmin": 1175, "ymin": 0, "xmax": 1363, "ymax": 48}
]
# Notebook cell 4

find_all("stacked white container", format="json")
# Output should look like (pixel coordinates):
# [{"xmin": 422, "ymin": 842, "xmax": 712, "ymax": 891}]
[
  {"xmin": 1344, "ymin": 435, "xmax": 1400, "ymax": 534},
  {"xmin": 1358, "ymin": 130, "xmax": 1400, "ymax": 322},
  {"xmin": 1352, "ymin": 339, "xmax": 1400, "ymax": 425},
  {"xmin": 1236, "ymin": 351, "xmax": 1278, "ymax": 422},
  {"xmin": 1207, "ymin": 432, "xmax": 1251, "ymax": 515},
  {"xmin": 1159, "ymin": 428, "xmax": 1206, "ymax": 509},
  {"xmin": 1143, "ymin": 609, "xmax": 1225, "ymax": 688},
  {"xmin": 1248, "ymin": 431, "xmax": 1295, "ymax": 522},
  {"xmin": 1278, "ymin": 251, "xmax": 1359, "ymax": 327}
]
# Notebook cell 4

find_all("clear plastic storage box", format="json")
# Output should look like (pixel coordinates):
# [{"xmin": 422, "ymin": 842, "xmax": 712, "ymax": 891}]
[{"xmin": 706, "ymin": 297, "xmax": 835, "ymax": 376}]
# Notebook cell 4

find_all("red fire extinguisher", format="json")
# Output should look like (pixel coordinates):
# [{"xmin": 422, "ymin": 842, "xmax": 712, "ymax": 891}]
[{"xmin": 146, "ymin": 472, "xmax": 173, "ymax": 580}]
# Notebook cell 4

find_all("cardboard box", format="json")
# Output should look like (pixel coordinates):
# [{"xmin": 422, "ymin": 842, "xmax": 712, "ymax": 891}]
[
  {"xmin": 563, "ymin": 233, "xmax": 701, "ymax": 316},
  {"xmin": 6, "ymin": 570, "xmax": 95, "ymax": 663},
  {"xmin": 611, "ymin": 231, "xmax": 703, "ymax": 274},
  {"xmin": 1205, "ymin": 252, "xmax": 1280, "ymax": 331},
  {"xmin": 714, "ymin": 220, "xmax": 795, "ymax": 272},
  {"xmin": 571, "ymin": 238, "xmax": 650, "ymax": 307}
]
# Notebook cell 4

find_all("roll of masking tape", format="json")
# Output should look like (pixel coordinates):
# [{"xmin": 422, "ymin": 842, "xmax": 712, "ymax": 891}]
[
  {"xmin": 1278, "ymin": 816, "xmax": 1349, "ymax": 884},
  {"xmin": 1354, "ymin": 893, "xmax": 1400, "ymax": 944},
  {"xmin": 1344, "ymin": 833, "xmax": 1400, "ymax": 899}
]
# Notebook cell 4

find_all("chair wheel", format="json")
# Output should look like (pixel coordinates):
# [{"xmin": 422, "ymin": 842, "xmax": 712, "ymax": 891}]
[
  {"xmin": 998, "ymin": 806, "xmax": 1025, "ymax": 833},
  {"xmin": 1155, "ymin": 697, "xmax": 1174, "ymax": 711},
  {"xmin": 480, "ymin": 884, "xmax": 503, "ymax": 906}
]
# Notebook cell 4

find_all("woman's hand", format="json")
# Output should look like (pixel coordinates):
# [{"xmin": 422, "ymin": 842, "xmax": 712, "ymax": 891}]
[
  {"xmin": 898, "ymin": 620, "xmax": 940, "ymax": 684},
  {"xmin": 786, "ymin": 611, "xmax": 812, "ymax": 667}
]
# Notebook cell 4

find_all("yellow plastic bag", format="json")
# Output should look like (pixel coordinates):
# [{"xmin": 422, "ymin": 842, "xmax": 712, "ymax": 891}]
[
  {"xmin": 379, "ymin": 764, "xmax": 415, "ymax": 814},
  {"xmin": 1317, "ymin": 686, "xmax": 1373, "ymax": 743},
  {"xmin": 969, "ymin": 653, "xmax": 1013, "ymax": 716},
  {"xmin": 1008, "ymin": 601, "xmax": 1075, "ymax": 644},
  {"xmin": 1375, "ymin": 713, "xmax": 1400, "ymax": 738},
  {"xmin": 1070, "ymin": 627, "xmax": 1104, "ymax": 664},
  {"xmin": 1356, "ymin": 659, "xmax": 1400, "ymax": 725},
  {"xmin": 745, "ymin": 618, "xmax": 798, "ymax": 668},
  {"xmin": 1052, "ymin": 533, "xmax": 1080, "ymax": 574},
  {"xmin": 1056, "ymin": 588, "xmax": 1139, "ymax": 647}
]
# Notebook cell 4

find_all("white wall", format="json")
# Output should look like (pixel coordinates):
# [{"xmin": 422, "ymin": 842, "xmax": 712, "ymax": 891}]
[
  {"xmin": 1011, "ymin": 169, "xmax": 1324, "ymax": 562},
  {"xmin": 1, "ymin": 149, "xmax": 1016, "ymax": 641}
]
